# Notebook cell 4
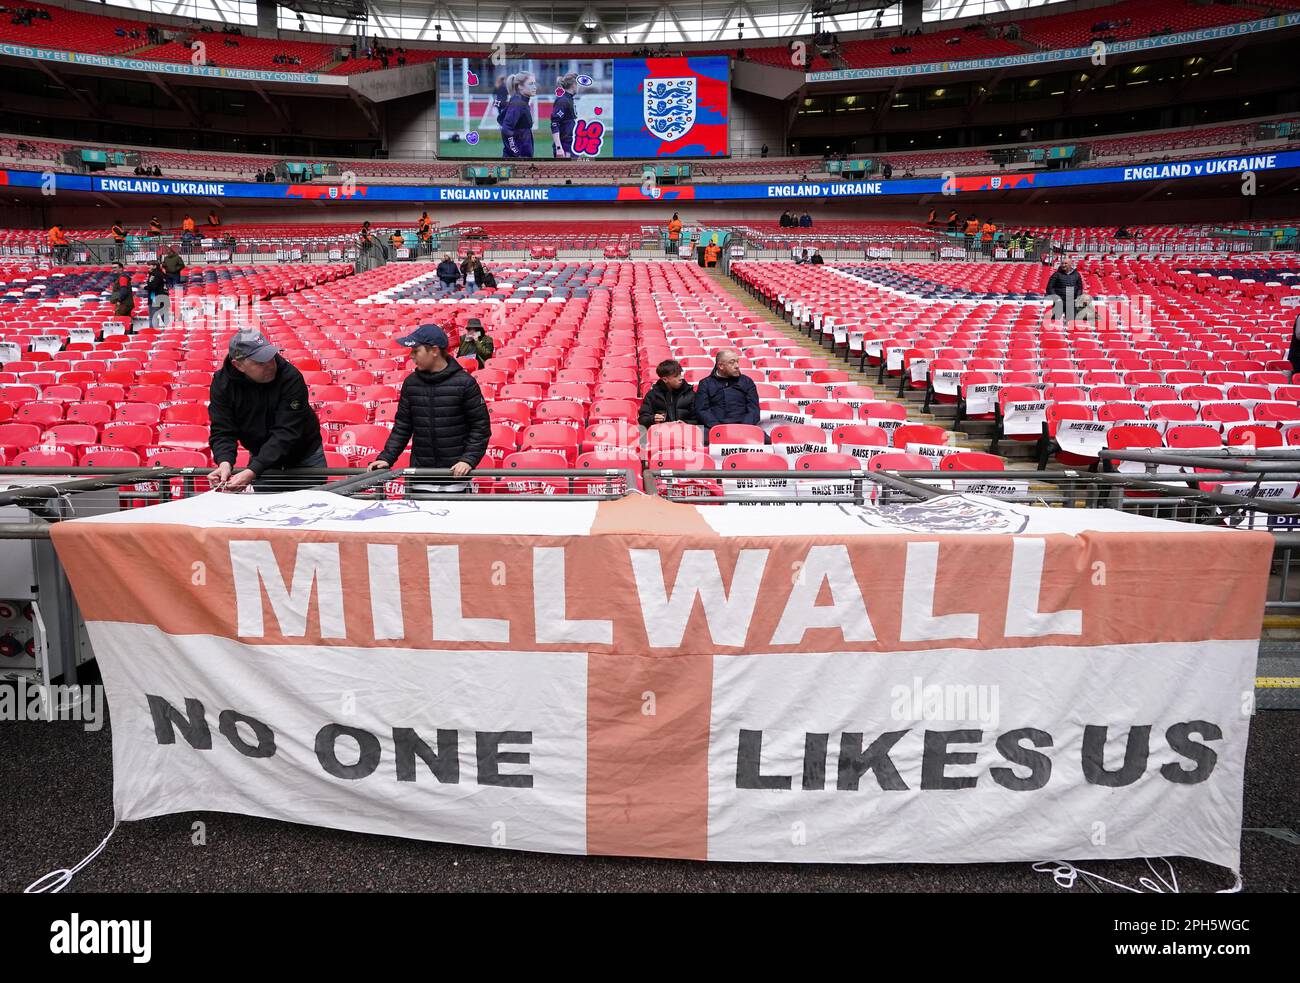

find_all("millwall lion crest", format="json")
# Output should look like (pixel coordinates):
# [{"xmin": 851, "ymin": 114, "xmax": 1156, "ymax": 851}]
[
  {"xmin": 644, "ymin": 77, "xmax": 696, "ymax": 142},
  {"xmin": 834, "ymin": 495, "xmax": 1032, "ymax": 535}
]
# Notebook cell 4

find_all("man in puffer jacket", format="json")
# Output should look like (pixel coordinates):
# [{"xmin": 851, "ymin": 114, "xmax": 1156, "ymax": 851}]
[
  {"xmin": 370, "ymin": 324, "xmax": 490, "ymax": 484},
  {"xmin": 436, "ymin": 253, "xmax": 460, "ymax": 290},
  {"xmin": 694, "ymin": 349, "xmax": 760, "ymax": 437}
]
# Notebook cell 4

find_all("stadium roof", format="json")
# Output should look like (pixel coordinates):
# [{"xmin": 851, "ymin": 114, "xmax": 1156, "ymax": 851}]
[{"xmin": 103, "ymin": 0, "xmax": 1076, "ymax": 45}]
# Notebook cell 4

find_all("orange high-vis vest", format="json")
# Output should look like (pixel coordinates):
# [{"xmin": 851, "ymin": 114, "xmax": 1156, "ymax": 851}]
[
  {"xmin": 48, "ymin": 226, "xmax": 68, "ymax": 246},
  {"xmin": 964, "ymin": 219, "xmax": 979, "ymax": 235},
  {"xmin": 704, "ymin": 244, "xmax": 720, "ymax": 265},
  {"xmin": 182, "ymin": 217, "xmax": 196, "ymax": 232},
  {"xmin": 668, "ymin": 218, "xmax": 682, "ymax": 242},
  {"xmin": 981, "ymin": 222, "xmax": 995, "ymax": 241}
]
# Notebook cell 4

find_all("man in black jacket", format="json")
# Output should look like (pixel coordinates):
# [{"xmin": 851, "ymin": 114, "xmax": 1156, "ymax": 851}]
[
  {"xmin": 436, "ymin": 252, "xmax": 460, "ymax": 290},
  {"xmin": 1046, "ymin": 259, "xmax": 1085, "ymax": 321},
  {"xmin": 694, "ymin": 349, "xmax": 761, "ymax": 437},
  {"xmin": 208, "ymin": 331, "xmax": 326, "ymax": 493},
  {"xmin": 638, "ymin": 359, "xmax": 697, "ymax": 428},
  {"xmin": 145, "ymin": 261, "xmax": 170, "ymax": 327},
  {"xmin": 369, "ymin": 324, "xmax": 490, "ymax": 486}
]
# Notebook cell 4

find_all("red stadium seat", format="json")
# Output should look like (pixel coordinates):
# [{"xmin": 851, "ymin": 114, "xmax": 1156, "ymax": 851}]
[
  {"xmin": 320, "ymin": 402, "xmax": 369, "ymax": 435},
  {"xmin": 162, "ymin": 404, "xmax": 211, "ymax": 425},
  {"xmin": 1226, "ymin": 425, "xmax": 1283, "ymax": 449},
  {"xmin": 722, "ymin": 452, "xmax": 788, "ymax": 471},
  {"xmin": 893, "ymin": 423, "xmax": 947, "ymax": 450},
  {"xmin": 100, "ymin": 424, "xmax": 155, "ymax": 451},
  {"xmin": 0, "ymin": 423, "xmax": 43, "ymax": 455},
  {"xmin": 708, "ymin": 424, "xmax": 765, "ymax": 446},
  {"xmin": 156, "ymin": 424, "xmax": 210, "ymax": 450},
  {"xmin": 146, "ymin": 449, "xmax": 210, "ymax": 468},
  {"xmin": 867, "ymin": 453, "xmax": 933, "ymax": 471},
  {"xmin": 40, "ymin": 424, "xmax": 99, "ymax": 452},
  {"xmin": 335, "ymin": 425, "xmax": 392, "ymax": 466},
  {"xmin": 80, "ymin": 449, "xmax": 143, "ymax": 468},
  {"xmin": 589, "ymin": 399, "xmax": 638, "ymax": 423},
  {"xmin": 494, "ymin": 451, "xmax": 570, "ymax": 495},
  {"xmin": 794, "ymin": 452, "xmax": 864, "ymax": 471},
  {"xmin": 489, "ymin": 401, "xmax": 531, "ymax": 433},
  {"xmin": 648, "ymin": 450, "xmax": 716, "ymax": 470},
  {"xmin": 116, "ymin": 404, "xmax": 162, "ymax": 426},
  {"xmin": 574, "ymin": 449, "xmax": 644, "ymax": 493},
  {"xmin": 65, "ymin": 402, "xmax": 114, "ymax": 427},
  {"xmin": 12, "ymin": 449, "xmax": 75, "ymax": 468},
  {"xmin": 533, "ymin": 400, "xmax": 587, "ymax": 429},
  {"xmin": 1165, "ymin": 426, "xmax": 1222, "ymax": 450},
  {"xmin": 15, "ymin": 402, "xmax": 64, "ymax": 427},
  {"xmin": 940, "ymin": 452, "xmax": 1005, "ymax": 471},
  {"xmin": 522, "ymin": 424, "xmax": 581, "ymax": 465}
]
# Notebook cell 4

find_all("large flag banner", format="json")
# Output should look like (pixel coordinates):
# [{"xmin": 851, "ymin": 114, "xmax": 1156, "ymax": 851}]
[{"xmin": 51, "ymin": 492, "xmax": 1270, "ymax": 868}]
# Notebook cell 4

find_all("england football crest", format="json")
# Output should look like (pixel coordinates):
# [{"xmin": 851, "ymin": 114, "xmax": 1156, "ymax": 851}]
[
  {"xmin": 989, "ymin": 176, "xmax": 1002, "ymax": 189},
  {"xmin": 328, "ymin": 186, "xmax": 339, "ymax": 199},
  {"xmin": 643, "ymin": 76, "xmax": 696, "ymax": 142}
]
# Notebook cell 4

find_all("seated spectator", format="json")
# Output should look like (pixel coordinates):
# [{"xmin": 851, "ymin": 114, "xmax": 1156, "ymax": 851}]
[
  {"xmin": 436, "ymin": 252, "xmax": 460, "ymax": 289},
  {"xmin": 638, "ymin": 359, "xmax": 697, "ymax": 428},
  {"xmin": 456, "ymin": 317, "xmax": 494, "ymax": 367},
  {"xmin": 795, "ymin": 248, "xmax": 809, "ymax": 264},
  {"xmin": 809, "ymin": 248, "xmax": 824, "ymax": 265},
  {"xmin": 695, "ymin": 349, "xmax": 760, "ymax": 434}
]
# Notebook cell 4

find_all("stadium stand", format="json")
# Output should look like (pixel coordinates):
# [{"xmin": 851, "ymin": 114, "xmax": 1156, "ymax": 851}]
[
  {"xmin": 139, "ymin": 35, "xmax": 334, "ymax": 72},
  {"xmin": 732, "ymin": 256, "xmax": 1300, "ymax": 471},
  {"xmin": 0, "ymin": 1, "xmax": 148, "ymax": 56}
]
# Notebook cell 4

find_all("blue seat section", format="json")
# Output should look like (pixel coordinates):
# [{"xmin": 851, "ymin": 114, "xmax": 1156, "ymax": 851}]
[
  {"xmin": 0, "ymin": 267, "xmax": 260, "ymax": 302},
  {"xmin": 384, "ymin": 263, "xmax": 607, "ymax": 303},
  {"xmin": 839, "ymin": 265, "xmax": 1046, "ymax": 302},
  {"xmin": 1195, "ymin": 268, "xmax": 1300, "ymax": 282}
]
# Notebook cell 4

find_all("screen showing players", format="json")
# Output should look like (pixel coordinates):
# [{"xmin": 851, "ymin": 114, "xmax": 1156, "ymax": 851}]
[{"xmin": 437, "ymin": 56, "xmax": 730, "ymax": 159}]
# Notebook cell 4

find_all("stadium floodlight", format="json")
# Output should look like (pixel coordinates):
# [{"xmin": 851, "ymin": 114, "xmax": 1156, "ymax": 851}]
[
  {"xmin": 281, "ymin": 0, "xmax": 369, "ymax": 20},
  {"xmin": 812, "ymin": 0, "xmax": 896, "ymax": 15}
]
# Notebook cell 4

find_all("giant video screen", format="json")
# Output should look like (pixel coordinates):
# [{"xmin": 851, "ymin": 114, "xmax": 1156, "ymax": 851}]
[{"xmin": 437, "ymin": 56, "xmax": 730, "ymax": 159}]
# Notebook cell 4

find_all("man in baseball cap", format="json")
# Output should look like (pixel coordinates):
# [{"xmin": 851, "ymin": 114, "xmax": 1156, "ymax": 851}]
[
  {"xmin": 370, "ymin": 322, "xmax": 489, "ymax": 486},
  {"xmin": 207, "ymin": 330, "xmax": 325, "ymax": 493}
]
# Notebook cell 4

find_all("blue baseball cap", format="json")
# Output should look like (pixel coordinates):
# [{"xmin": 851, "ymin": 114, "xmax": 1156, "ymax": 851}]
[{"xmin": 397, "ymin": 324, "xmax": 449, "ymax": 349}]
